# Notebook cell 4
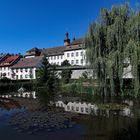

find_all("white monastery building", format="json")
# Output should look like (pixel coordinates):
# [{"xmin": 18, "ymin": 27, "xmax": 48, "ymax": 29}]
[
  {"xmin": 41, "ymin": 32, "xmax": 86, "ymax": 66},
  {"xmin": 0, "ymin": 33, "xmax": 133, "ymax": 80}
]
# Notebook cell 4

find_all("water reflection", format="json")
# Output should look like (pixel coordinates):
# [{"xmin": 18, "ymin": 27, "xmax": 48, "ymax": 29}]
[
  {"xmin": 0, "ymin": 95, "xmax": 140, "ymax": 140},
  {"xmin": 0, "ymin": 91, "xmax": 37, "ymax": 99},
  {"xmin": 0, "ymin": 100, "xmax": 85, "ymax": 140},
  {"xmin": 55, "ymin": 100, "xmax": 134, "ymax": 118}
]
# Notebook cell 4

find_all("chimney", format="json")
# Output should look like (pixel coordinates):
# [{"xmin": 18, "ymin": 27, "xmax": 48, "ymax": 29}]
[{"xmin": 64, "ymin": 32, "xmax": 70, "ymax": 46}]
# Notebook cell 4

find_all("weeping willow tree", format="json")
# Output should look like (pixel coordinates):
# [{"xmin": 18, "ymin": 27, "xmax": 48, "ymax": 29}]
[{"xmin": 85, "ymin": 4, "xmax": 140, "ymax": 97}]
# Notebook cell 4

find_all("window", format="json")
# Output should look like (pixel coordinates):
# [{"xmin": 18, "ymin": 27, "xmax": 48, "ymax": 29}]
[
  {"xmin": 71, "ymin": 53, "xmax": 74, "ymax": 57},
  {"xmin": 81, "ymin": 51, "xmax": 83, "ymax": 56},
  {"xmin": 54, "ymin": 56, "xmax": 56, "ymax": 60},
  {"xmin": 76, "ymin": 107, "xmax": 79, "ymax": 111},
  {"xmin": 71, "ymin": 60, "xmax": 74, "ymax": 65},
  {"xmin": 76, "ymin": 60, "xmax": 79, "ymax": 64},
  {"xmin": 85, "ymin": 108, "xmax": 89, "ymax": 113},
  {"xmin": 71, "ymin": 106, "xmax": 74, "ymax": 111},
  {"xmin": 25, "ymin": 74, "xmax": 28, "ymax": 78},
  {"xmin": 20, "ymin": 69, "xmax": 23, "ymax": 72},
  {"xmin": 67, "ymin": 53, "xmax": 69, "ymax": 57},
  {"xmin": 61, "ymin": 55, "xmax": 63, "ymax": 59},
  {"xmin": 57, "ymin": 56, "xmax": 59, "ymax": 59},
  {"xmin": 56, "ymin": 103, "xmax": 59, "ymax": 107},
  {"xmin": 25, "ymin": 68, "xmax": 28, "ymax": 72},
  {"xmin": 16, "ymin": 69, "xmax": 18, "ymax": 73},
  {"xmin": 67, "ymin": 106, "xmax": 70, "ymax": 110},
  {"xmin": 81, "ymin": 107, "xmax": 84, "ymax": 112},
  {"xmin": 51, "ymin": 56, "xmax": 53, "ymax": 60},
  {"xmin": 29, "ymin": 69, "xmax": 33, "ymax": 75},
  {"xmin": 81, "ymin": 59, "xmax": 83, "ymax": 64},
  {"xmin": 76, "ymin": 52, "xmax": 79, "ymax": 56},
  {"xmin": 20, "ymin": 75, "xmax": 23, "ymax": 79}
]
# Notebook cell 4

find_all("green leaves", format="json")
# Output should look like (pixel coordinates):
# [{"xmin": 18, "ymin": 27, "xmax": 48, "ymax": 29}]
[
  {"xmin": 60, "ymin": 60, "xmax": 72, "ymax": 84},
  {"xmin": 85, "ymin": 3, "xmax": 140, "ymax": 97},
  {"xmin": 36, "ymin": 56, "xmax": 59, "ymax": 106}
]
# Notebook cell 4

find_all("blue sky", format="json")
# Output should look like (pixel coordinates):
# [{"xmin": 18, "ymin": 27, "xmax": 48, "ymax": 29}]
[{"xmin": 0, "ymin": 0, "xmax": 139, "ymax": 54}]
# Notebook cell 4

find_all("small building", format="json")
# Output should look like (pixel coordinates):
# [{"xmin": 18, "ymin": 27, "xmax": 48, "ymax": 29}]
[
  {"xmin": 11, "ymin": 56, "xmax": 43, "ymax": 80},
  {"xmin": 0, "ymin": 55, "xmax": 20, "ymax": 79},
  {"xmin": 25, "ymin": 47, "xmax": 41, "ymax": 58}
]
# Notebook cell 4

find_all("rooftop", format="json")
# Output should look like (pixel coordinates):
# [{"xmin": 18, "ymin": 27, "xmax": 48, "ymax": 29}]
[
  {"xmin": 41, "ymin": 46, "xmax": 66, "ymax": 56},
  {"xmin": 11, "ymin": 56, "xmax": 43, "ymax": 69},
  {"xmin": 0, "ymin": 55, "xmax": 20, "ymax": 67},
  {"xmin": 0, "ymin": 53, "xmax": 10, "ymax": 62},
  {"xmin": 41, "ymin": 38, "xmax": 83, "ymax": 56}
]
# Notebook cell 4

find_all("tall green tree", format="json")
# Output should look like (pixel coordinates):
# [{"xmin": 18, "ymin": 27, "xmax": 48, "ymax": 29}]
[
  {"xmin": 85, "ymin": 4, "xmax": 140, "ymax": 97},
  {"xmin": 60, "ymin": 60, "xmax": 72, "ymax": 84},
  {"xmin": 36, "ymin": 56, "xmax": 59, "ymax": 105}
]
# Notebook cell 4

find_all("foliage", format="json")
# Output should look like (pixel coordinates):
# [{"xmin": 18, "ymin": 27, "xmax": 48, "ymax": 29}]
[
  {"xmin": 0, "ymin": 80, "xmax": 33, "ymax": 93},
  {"xmin": 85, "ymin": 3, "xmax": 140, "ymax": 97},
  {"xmin": 97, "ymin": 103, "xmax": 128, "ymax": 111},
  {"xmin": 36, "ymin": 56, "xmax": 59, "ymax": 105},
  {"xmin": 60, "ymin": 60, "xmax": 72, "ymax": 84},
  {"xmin": 60, "ymin": 81, "xmax": 94, "ymax": 101}
]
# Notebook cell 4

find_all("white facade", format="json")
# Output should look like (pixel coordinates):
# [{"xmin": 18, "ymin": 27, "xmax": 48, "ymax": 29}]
[
  {"xmin": 123, "ymin": 65, "xmax": 133, "ymax": 79},
  {"xmin": 47, "ymin": 54, "xmax": 64, "ymax": 65},
  {"xmin": 11, "ymin": 68, "xmax": 36, "ymax": 80},
  {"xmin": 0, "ymin": 67, "xmax": 12, "ymax": 79},
  {"xmin": 47, "ymin": 48, "xmax": 86, "ymax": 66},
  {"xmin": 55, "ymin": 101, "xmax": 98, "ymax": 115},
  {"xmin": 64, "ymin": 49, "xmax": 86, "ymax": 66},
  {"xmin": 55, "ymin": 100, "xmax": 133, "ymax": 117}
]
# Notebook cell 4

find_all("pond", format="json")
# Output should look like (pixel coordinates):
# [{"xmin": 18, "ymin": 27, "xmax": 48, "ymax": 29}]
[
  {"xmin": 0, "ymin": 99, "xmax": 85, "ymax": 140},
  {"xmin": 0, "ymin": 96, "xmax": 140, "ymax": 140}
]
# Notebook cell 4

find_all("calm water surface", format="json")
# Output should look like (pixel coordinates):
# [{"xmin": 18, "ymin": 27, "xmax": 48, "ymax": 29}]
[
  {"xmin": 0, "ymin": 107, "xmax": 85, "ymax": 140},
  {"xmin": 0, "ymin": 98, "xmax": 140, "ymax": 140}
]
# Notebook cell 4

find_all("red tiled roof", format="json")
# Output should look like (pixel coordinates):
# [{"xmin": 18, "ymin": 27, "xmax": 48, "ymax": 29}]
[
  {"xmin": 0, "ymin": 56, "xmax": 20, "ymax": 67},
  {"xmin": 0, "ymin": 53, "xmax": 9, "ymax": 63}
]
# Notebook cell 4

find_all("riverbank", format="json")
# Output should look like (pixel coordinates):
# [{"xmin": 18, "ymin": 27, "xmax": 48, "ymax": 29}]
[{"xmin": 11, "ymin": 97, "xmax": 40, "ymax": 110}]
